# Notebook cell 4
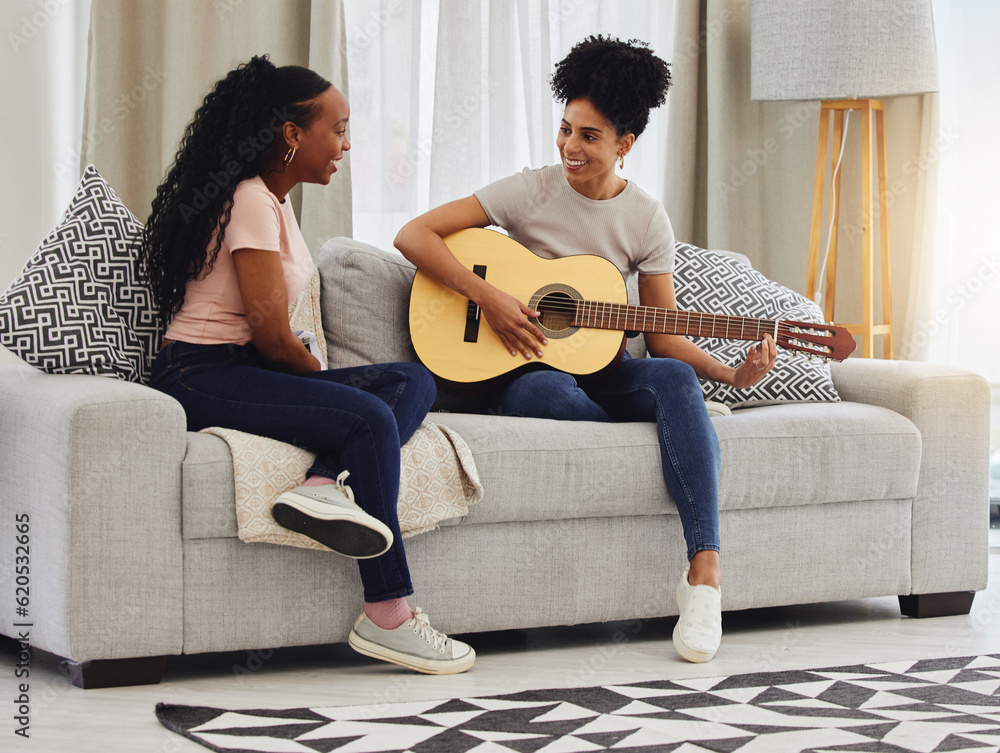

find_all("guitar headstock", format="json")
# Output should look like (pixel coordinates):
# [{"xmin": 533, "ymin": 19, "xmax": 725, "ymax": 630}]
[{"xmin": 777, "ymin": 321, "xmax": 857, "ymax": 361}]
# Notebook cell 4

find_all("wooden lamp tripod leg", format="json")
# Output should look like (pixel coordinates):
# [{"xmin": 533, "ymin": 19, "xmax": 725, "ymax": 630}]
[
  {"xmin": 806, "ymin": 106, "xmax": 830, "ymax": 310},
  {"xmin": 875, "ymin": 104, "xmax": 894, "ymax": 359},
  {"xmin": 808, "ymin": 99, "xmax": 893, "ymax": 359},
  {"xmin": 825, "ymin": 110, "xmax": 845, "ymax": 319},
  {"xmin": 861, "ymin": 101, "xmax": 875, "ymax": 358}
]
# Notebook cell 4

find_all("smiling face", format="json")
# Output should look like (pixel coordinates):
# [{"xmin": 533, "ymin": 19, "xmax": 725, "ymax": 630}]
[
  {"xmin": 288, "ymin": 85, "xmax": 351, "ymax": 186},
  {"xmin": 555, "ymin": 97, "xmax": 633, "ymax": 200}
]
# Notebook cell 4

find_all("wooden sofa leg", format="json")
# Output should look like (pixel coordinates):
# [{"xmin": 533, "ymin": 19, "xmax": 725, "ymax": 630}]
[
  {"xmin": 62, "ymin": 656, "xmax": 166, "ymax": 689},
  {"xmin": 898, "ymin": 591, "xmax": 976, "ymax": 618}
]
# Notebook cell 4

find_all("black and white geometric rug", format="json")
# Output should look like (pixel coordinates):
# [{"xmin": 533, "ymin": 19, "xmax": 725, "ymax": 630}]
[{"xmin": 156, "ymin": 654, "xmax": 1000, "ymax": 752}]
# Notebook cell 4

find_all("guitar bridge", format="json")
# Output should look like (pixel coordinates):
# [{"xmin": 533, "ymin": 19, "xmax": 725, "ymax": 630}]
[{"xmin": 464, "ymin": 265, "xmax": 487, "ymax": 343}]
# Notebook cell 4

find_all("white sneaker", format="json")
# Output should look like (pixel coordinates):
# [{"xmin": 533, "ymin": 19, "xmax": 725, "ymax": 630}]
[
  {"xmin": 271, "ymin": 471, "xmax": 393, "ymax": 559},
  {"xmin": 348, "ymin": 608, "xmax": 476, "ymax": 675},
  {"xmin": 672, "ymin": 565, "xmax": 722, "ymax": 663}
]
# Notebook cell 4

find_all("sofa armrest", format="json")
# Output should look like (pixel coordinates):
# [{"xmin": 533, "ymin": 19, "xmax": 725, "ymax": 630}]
[
  {"xmin": 830, "ymin": 358, "xmax": 991, "ymax": 595},
  {"xmin": 0, "ymin": 365, "xmax": 188, "ymax": 663}
]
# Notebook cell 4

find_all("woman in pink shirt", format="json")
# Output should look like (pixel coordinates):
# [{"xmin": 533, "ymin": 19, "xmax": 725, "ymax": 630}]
[{"xmin": 141, "ymin": 55, "xmax": 474, "ymax": 676}]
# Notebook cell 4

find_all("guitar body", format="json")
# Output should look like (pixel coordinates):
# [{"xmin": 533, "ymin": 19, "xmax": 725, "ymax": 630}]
[{"xmin": 409, "ymin": 229, "xmax": 628, "ymax": 388}]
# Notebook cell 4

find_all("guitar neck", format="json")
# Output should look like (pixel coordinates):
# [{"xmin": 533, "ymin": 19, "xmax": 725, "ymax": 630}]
[{"xmin": 574, "ymin": 300, "xmax": 779, "ymax": 341}]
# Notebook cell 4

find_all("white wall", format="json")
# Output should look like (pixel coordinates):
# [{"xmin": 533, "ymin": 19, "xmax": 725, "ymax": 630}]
[{"xmin": 0, "ymin": 0, "xmax": 91, "ymax": 365}]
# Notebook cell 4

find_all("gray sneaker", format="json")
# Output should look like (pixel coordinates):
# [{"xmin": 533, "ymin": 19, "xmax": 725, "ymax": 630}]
[
  {"xmin": 348, "ymin": 608, "xmax": 476, "ymax": 675},
  {"xmin": 271, "ymin": 471, "xmax": 393, "ymax": 559}
]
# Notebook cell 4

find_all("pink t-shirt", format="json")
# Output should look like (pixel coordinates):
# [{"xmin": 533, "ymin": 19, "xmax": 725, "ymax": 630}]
[{"xmin": 164, "ymin": 177, "xmax": 314, "ymax": 345}]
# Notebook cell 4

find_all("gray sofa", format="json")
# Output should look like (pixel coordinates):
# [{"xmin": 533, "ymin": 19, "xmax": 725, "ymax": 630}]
[{"xmin": 0, "ymin": 238, "xmax": 991, "ymax": 688}]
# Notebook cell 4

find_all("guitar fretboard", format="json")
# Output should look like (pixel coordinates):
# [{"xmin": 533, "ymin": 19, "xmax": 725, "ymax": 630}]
[{"xmin": 573, "ymin": 300, "xmax": 779, "ymax": 341}]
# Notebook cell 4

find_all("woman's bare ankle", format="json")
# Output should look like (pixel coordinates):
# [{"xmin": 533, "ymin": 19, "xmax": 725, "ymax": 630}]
[
  {"xmin": 302, "ymin": 474, "xmax": 334, "ymax": 488},
  {"xmin": 687, "ymin": 550, "xmax": 721, "ymax": 589}
]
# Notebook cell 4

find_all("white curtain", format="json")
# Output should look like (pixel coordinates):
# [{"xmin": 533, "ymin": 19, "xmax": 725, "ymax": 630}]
[
  {"xmin": 1, "ymin": 0, "xmax": 92, "ymax": 296},
  {"xmin": 344, "ymin": 0, "xmax": 675, "ymax": 251},
  {"xmin": 927, "ymin": 1, "xmax": 1000, "ymax": 386},
  {"xmin": 1, "ymin": 0, "xmax": 93, "ymax": 367}
]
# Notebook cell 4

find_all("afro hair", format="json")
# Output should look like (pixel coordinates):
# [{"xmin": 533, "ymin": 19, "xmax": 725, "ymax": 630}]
[{"xmin": 550, "ymin": 35, "xmax": 671, "ymax": 139}]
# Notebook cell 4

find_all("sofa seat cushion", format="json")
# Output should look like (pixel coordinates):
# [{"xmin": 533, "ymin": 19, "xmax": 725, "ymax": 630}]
[
  {"xmin": 434, "ymin": 401, "xmax": 920, "ymax": 526},
  {"xmin": 178, "ymin": 402, "xmax": 920, "ymax": 540},
  {"xmin": 714, "ymin": 402, "xmax": 921, "ymax": 510}
]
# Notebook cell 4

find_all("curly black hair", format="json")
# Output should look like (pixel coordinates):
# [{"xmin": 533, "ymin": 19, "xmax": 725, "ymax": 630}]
[
  {"xmin": 140, "ymin": 55, "xmax": 331, "ymax": 325},
  {"xmin": 550, "ymin": 35, "xmax": 671, "ymax": 139}
]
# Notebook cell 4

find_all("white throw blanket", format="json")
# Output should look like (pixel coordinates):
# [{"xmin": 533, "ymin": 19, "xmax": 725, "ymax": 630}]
[
  {"xmin": 202, "ymin": 269, "xmax": 483, "ymax": 549},
  {"xmin": 204, "ymin": 422, "xmax": 482, "ymax": 547}
]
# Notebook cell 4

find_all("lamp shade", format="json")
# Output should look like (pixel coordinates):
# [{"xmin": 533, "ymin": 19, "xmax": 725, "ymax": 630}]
[{"xmin": 750, "ymin": 0, "xmax": 939, "ymax": 101}]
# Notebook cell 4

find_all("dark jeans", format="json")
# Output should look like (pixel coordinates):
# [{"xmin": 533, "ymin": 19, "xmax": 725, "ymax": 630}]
[
  {"xmin": 150, "ymin": 341, "xmax": 436, "ymax": 602},
  {"xmin": 498, "ymin": 353, "xmax": 721, "ymax": 560}
]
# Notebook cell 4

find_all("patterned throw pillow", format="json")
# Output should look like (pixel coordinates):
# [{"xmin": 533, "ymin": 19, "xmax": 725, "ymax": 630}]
[
  {"xmin": 672, "ymin": 242, "xmax": 840, "ymax": 407},
  {"xmin": 0, "ymin": 165, "xmax": 161, "ymax": 382}
]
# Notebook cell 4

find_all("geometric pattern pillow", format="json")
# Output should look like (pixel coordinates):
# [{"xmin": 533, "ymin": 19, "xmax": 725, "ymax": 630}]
[
  {"xmin": 672, "ymin": 242, "xmax": 841, "ymax": 407},
  {"xmin": 0, "ymin": 165, "xmax": 161, "ymax": 382}
]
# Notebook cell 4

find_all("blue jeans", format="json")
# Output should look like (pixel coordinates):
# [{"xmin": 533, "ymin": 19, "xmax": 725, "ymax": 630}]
[
  {"xmin": 150, "ymin": 341, "xmax": 437, "ymax": 603},
  {"xmin": 498, "ymin": 353, "xmax": 721, "ymax": 560}
]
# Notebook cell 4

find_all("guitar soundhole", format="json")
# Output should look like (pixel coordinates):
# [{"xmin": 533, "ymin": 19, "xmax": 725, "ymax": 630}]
[
  {"xmin": 536, "ymin": 291, "xmax": 576, "ymax": 333},
  {"xmin": 529, "ymin": 284, "xmax": 581, "ymax": 340}
]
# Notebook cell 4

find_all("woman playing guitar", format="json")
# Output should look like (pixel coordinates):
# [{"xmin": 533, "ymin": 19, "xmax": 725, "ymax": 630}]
[{"xmin": 395, "ymin": 36, "xmax": 777, "ymax": 664}]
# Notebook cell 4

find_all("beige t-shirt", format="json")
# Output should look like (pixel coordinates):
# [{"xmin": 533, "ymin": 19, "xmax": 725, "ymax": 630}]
[
  {"xmin": 164, "ymin": 177, "xmax": 314, "ymax": 345},
  {"xmin": 473, "ymin": 165, "xmax": 675, "ymax": 281}
]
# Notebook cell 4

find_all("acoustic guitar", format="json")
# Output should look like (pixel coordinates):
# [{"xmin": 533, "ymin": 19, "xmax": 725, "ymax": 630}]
[{"xmin": 408, "ymin": 228, "xmax": 856, "ymax": 391}]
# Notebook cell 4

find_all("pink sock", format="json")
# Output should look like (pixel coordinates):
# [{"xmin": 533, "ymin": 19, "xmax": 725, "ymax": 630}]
[
  {"xmin": 302, "ymin": 475, "xmax": 334, "ymax": 488},
  {"xmin": 365, "ymin": 598, "xmax": 413, "ymax": 630}
]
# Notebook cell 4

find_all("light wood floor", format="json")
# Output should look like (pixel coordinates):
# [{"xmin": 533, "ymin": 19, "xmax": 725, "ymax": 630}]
[{"xmin": 4, "ymin": 528, "xmax": 999, "ymax": 752}]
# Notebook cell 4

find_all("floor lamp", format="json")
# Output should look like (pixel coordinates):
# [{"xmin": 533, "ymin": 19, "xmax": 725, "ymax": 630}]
[{"xmin": 750, "ymin": 0, "xmax": 939, "ymax": 358}]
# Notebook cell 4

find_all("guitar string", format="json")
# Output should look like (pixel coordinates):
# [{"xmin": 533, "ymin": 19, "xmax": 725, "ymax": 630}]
[
  {"xmin": 535, "ymin": 300, "xmax": 820, "ymax": 324},
  {"xmin": 530, "ymin": 299, "xmax": 829, "ymax": 338},
  {"xmin": 528, "ymin": 302, "xmax": 843, "ymax": 355}
]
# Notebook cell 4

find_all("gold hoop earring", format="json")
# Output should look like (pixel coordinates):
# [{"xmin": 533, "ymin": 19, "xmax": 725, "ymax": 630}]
[
  {"xmin": 619, "ymin": 154, "xmax": 625, "ymax": 170},
  {"xmin": 283, "ymin": 147, "xmax": 297, "ymax": 168}
]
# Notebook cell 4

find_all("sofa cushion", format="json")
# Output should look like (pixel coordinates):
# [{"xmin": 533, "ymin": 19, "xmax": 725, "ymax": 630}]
[
  {"xmin": 317, "ymin": 237, "xmax": 418, "ymax": 370},
  {"xmin": 672, "ymin": 242, "xmax": 841, "ymax": 407},
  {"xmin": 0, "ymin": 165, "xmax": 161, "ymax": 382},
  {"xmin": 317, "ymin": 237, "xmax": 489, "ymax": 412},
  {"xmin": 432, "ymin": 402, "xmax": 920, "ymax": 527},
  {"xmin": 178, "ymin": 397, "xmax": 921, "ymax": 542}
]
